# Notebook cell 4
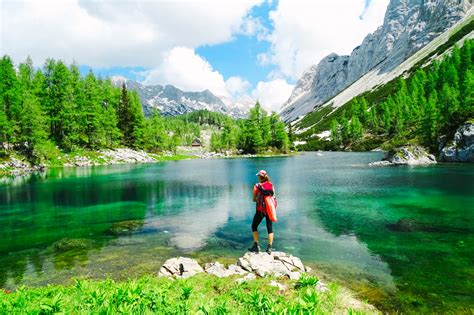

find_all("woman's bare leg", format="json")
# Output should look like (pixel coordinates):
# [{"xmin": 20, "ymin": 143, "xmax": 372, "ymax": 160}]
[{"xmin": 253, "ymin": 231, "xmax": 259, "ymax": 243}]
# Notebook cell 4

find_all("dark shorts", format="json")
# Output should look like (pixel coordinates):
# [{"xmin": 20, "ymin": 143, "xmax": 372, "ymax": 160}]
[{"xmin": 251, "ymin": 210, "xmax": 273, "ymax": 234}]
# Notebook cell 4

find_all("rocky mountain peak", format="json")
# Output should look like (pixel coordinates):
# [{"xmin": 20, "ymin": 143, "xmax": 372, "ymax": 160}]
[
  {"xmin": 110, "ymin": 78, "xmax": 254, "ymax": 118},
  {"xmin": 280, "ymin": 0, "xmax": 472, "ymax": 122}
]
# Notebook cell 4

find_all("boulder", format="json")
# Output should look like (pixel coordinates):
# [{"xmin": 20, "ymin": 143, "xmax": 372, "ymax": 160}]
[
  {"xmin": 227, "ymin": 264, "xmax": 248, "ymax": 276},
  {"xmin": 369, "ymin": 145, "xmax": 436, "ymax": 166},
  {"xmin": 204, "ymin": 262, "xmax": 247, "ymax": 278},
  {"xmin": 158, "ymin": 257, "xmax": 204, "ymax": 278},
  {"xmin": 237, "ymin": 251, "xmax": 306, "ymax": 278},
  {"xmin": 159, "ymin": 251, "xmax": 309, "ymax": 281},
  {"xmin": 439, "ymin": 122, "xmax": 474, "ymax": 162},
  {"xmin": 235, "ymin": 273, "xmax": 256, "ymax": 284},
  {"xmin": 288, "ymin": 271, "xmax": 302, "ymax": 280}
]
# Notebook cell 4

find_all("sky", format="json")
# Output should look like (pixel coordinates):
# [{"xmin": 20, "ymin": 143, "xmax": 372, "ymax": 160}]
[{"xmin": 1, "ymin": 0, "xmax": 390, "ymax": 111}]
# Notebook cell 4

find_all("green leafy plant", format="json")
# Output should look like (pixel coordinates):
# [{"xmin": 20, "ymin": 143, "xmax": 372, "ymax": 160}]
[{"xmin": 295, "ymin": 273, "xmax": 319, "ymax": 289}]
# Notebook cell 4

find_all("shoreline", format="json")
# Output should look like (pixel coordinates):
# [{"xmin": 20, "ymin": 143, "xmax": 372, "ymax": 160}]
[
  {"xmin": 0, "ymin": 148, "xmax": 297, "ymax": 179},
  {"xmin": 0, "ymin": 251, "xmax": 380, "ymax": 314}
]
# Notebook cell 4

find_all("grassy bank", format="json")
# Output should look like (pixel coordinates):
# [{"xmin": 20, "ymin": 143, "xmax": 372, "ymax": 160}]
[
  {"xmin": 0, "ymin": 273, "xmax": 377, "ymax": 314},
  {"xmin": 0, "ymin": 149, "xmax": 197, "ymax": 178}
]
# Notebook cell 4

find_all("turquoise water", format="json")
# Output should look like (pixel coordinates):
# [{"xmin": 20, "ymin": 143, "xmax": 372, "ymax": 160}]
[{"xmin": 1, "ymin": 152, "xmax": 473, "ymax": 312}]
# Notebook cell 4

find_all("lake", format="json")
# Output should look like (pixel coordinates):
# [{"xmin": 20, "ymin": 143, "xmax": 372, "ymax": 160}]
[{"xmin": 1, "ymin": 152, "xmax": 473, "ymax": 313}]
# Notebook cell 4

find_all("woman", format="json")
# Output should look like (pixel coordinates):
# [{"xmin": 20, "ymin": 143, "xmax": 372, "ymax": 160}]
[{"xmin": 248, "ymin": 169, "xmax": 275, "ymax": 254}]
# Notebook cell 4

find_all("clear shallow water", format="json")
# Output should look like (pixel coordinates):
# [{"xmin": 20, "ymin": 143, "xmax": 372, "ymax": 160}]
[{"xmin": 1, "ymin": 152, "xmax": 473, "ymax": 312}]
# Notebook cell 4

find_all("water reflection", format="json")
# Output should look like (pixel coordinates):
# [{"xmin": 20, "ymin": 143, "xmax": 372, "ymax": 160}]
[{"xmin": 0, "ymin": 154, "xmax": 473, "ymax": 313}]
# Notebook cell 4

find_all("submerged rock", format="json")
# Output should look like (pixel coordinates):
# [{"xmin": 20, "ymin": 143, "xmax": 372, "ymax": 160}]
[
  {"xmin": 369, "ymin": 145, "xmax": 436, "ymax": 166},
  {"xmin": 53, "ymin": 238, "xmax": 92, "ymax": 252},
  {"xmin": 386, "ymin": 218, "xmax": 421, "ymax": 232},
  {"xmin": 439, "ymin": 122, "xmax": 474, "ymax": 162},
  {"xmin": 108, "ymin": 220, "xmax": 144, "ymax": 236}
]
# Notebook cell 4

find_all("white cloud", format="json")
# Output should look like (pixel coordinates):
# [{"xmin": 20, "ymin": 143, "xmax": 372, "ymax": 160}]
[
  {"xmin": 262, "ymin": 0, "xmax": 389, "ymax": 79},
  {"xmin": 142, "ymin": 47, "xmax": 227, "ymax": 95},
  {"xmin": 142, "ymin": 47, "xmax": 250, "ymax": 98},
  {"xmin": 252, "ymin": 79, "xmax": 294, "ymax": 112},
  {"xmin": 1, "ymin": 0, "xmax": 262, "ymax": 68},
  {"xmin": 225, "ymin": 76, "xmax": 251, "ymax": 98}
]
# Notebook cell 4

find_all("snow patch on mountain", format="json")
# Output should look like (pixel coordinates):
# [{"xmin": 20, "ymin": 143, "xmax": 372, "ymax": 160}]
[{"xmin": 111, "ymin": 78, "xmax": 255, "ymax": 118}]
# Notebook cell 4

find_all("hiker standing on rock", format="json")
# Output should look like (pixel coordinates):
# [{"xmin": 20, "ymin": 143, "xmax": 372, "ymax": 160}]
[{"xmin": 248, "ymin": 170, "xmax": 278, "ymax": 254}]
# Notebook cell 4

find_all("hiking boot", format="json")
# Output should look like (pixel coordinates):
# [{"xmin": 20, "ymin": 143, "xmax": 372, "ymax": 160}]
[
  {"xmin": 266, "ymin": 244, "xmax": 273, "ymax": 254},
  {"xmin": 248, "ymin": 242, "xmax": 261, "ymax": 253}
]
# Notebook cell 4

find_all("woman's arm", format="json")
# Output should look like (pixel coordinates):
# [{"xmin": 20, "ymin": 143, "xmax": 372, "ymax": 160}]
[{"xmin": 253, "ymin": 184, "xmax": 258, "ymax": 202}]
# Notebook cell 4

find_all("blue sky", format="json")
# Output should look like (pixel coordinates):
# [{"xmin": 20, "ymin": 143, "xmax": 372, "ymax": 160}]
[{"xmin": 3, "ymin": 0, "xmax": 389, "ymax": 110}]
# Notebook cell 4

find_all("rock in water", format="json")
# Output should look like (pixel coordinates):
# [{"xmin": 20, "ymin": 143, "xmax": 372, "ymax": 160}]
[
  {"xmin": 108, "ymin": 220, "xmax": 144, "ymax": 236},
  {"xmin": 369, "ymin": 145, "xmax": 436, "ymax": 166},
  {"xmin": 439, "ymin": 122, "xmax": 474, "ymax": 162},
  {"xmin": 53, "ymin": 238, "xmax": 92, "ymax": 251},
  {"xmin": 159, "ymin": 257, "xmax": 204, "ymax": 278},
  {"xmin": 386, "ymin": 218, "xmax": 421, "ymax": 232}
]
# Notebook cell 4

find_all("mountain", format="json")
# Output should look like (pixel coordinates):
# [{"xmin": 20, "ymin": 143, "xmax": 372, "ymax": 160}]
[
  {"xmin": 280, "ymin": 0, "xmax": 472, "ymax": 123},
  {"xmin": 111, "ymin": 76, "xmax": 254, "ymax": 118}
]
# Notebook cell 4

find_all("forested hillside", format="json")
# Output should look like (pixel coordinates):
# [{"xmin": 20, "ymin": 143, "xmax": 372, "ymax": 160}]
[
  {"xmin": 0, "ymin": 56, "xmax": 289, "ymax": 165},
  {"xmin": 296, "ymin": 39, "xmax": 473, "ymax": 152}
]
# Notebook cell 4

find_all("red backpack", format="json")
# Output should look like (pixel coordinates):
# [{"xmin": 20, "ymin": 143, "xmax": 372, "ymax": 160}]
[{"xmin": 257, "ymin": 182, "xmax": 278, "ymax": 222}]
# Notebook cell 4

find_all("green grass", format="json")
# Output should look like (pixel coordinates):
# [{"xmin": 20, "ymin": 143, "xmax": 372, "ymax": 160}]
[
  {"xmin": 152, "ymin": 154, "xmax": 197, "ymax": 162},
  {"xmin": 0, "ymin": 274, "xmax": 378, "ymax": 314},
  {"xmin": 295, "ymin": 104, "xmax": 334, "ymax": 130}
]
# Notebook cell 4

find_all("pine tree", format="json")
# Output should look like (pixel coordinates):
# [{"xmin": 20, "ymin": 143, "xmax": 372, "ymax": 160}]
[
  {"xmin": 330, "ymin": 119, "xmax": 340, "ymax": 144},
  {"xmin": 117, "ymin": 84, "xmax": 135, "ymax": 147},
  {"xmin": 0, "ymin": 56, "xmax": 20, "ymax": 145},
  {"xmin": 210, "ymin": 132, "xmax": 223, "ymax": 152},
  {"xmin": 17, "ymin": 93, "xmax": 47, "ymax": 157},
  {"xmin": 100, "ymin": 79, "xmax": 122, "ymax": 147},
  {"xmin": 422, "ymin": 91, "xmax": 439, "ymax": 147},
  {"xmin": 350, "ymin": 116, "xmax": 363, "ymax": 142},
  {"xmin": 82, "ymin": 71, "xmax": 104, "ymax": 148},
  {"xmin": 439, "ymin": 84, "xmax": 460, "ymax": 122},
  {"xmin": 273, "ymin": 120, "xmax": 289, "ymax": 151}
]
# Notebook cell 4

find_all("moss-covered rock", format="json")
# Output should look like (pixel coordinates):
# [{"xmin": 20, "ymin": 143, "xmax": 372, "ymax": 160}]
[
  {"xmin": 108, "ymin": 220, "xmax": 144, "ymax": 236},
  {"xmin": 53, "ymin": 238, "xmax": 93, "ymax": 252},
  {"xmin": 370, "ymin": 145, "xmax": 436, "ymax": 166}
]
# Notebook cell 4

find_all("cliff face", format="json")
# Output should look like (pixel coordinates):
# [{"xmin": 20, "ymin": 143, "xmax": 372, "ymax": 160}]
[{"xmin": 280, "ymin": 0, "xmax": 472, "ymax": 122}]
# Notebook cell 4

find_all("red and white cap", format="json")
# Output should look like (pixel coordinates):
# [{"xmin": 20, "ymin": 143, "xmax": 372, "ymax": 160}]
[{"xmin": 256, "ymin": 170, "xmax": 267, "ymax": 177}]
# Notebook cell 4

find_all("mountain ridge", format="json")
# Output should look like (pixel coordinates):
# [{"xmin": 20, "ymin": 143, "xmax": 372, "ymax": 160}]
[
  {"xmin": 111, "ymin": 76, "xmax": 255, "ymax": 119},
  {"xmin": 280, "ymin": 0, "xmax": 472, "ymax": 123}
]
